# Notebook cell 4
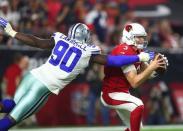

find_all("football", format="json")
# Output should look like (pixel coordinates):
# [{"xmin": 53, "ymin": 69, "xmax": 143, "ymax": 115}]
[{"xmin": 154, "ymin": 53, "xmax": 167, "ymax": 75}]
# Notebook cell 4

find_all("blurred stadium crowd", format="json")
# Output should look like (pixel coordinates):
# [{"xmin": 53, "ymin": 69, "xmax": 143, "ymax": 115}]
[
  {"xmin": 0, "ymin": 0, "xmax": 183, "ymax": 49},
  {"xmin": 0, "ymin": 0, "xmax": 183, "ymax": 128}
]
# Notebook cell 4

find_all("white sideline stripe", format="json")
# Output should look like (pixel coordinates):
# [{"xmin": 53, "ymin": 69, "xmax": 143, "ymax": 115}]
[{"xmin": 10, "ymin": 125, "xmax": 183, "ymax": 131}]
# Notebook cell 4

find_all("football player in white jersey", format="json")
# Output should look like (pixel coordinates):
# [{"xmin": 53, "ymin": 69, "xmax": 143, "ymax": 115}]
[{"xmin": 0, "ymin": 17, "xmax": 154, "ymax": 130}]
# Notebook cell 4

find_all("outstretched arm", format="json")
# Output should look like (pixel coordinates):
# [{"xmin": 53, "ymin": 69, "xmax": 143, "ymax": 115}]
[
  {"xmin": 0, "ymin": 17, "xmax": 54, "ymax": 49},
  {"xmin": 15, "ymin": 33, "xmax": 54, "ymax": 49},
  {"xmin": 91, "ymin": 52, "xmax": 154, "ymax": 67}
]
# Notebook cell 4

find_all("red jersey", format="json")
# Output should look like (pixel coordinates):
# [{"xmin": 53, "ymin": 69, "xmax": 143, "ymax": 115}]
[
  {"xmin": 102, "ymin": 43, "xmax": 142, "ymax": 93},
  {"xmin": 4, "ymin": 64, "xmax": 22, "ymax": 97}
]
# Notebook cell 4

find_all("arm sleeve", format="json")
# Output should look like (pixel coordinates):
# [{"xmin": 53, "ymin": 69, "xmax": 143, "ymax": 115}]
[
  {"xmin": 106, "ymin": 55, "xmax": 139, "ymax": 67},
  {"xmin": 121, "ymin": 65, "xmax": 137, "ymax": 74},
  {"xmin": 90, "ymin": 45, "xmax": 102, "ymax": 55}
]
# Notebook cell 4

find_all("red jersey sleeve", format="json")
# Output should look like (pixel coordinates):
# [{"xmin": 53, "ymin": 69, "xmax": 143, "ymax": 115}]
[{"xmin": 111, "ymin": 43, "xmax": 137, "ymax": 56}]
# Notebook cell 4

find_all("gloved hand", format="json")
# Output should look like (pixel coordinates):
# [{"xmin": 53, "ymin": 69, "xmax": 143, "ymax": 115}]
[
  {"xmin": 159, "ymin": 53, "xmax": 169, "ymax": 67},
  {"xmin": 0, "ymin": 17, "xmax": 17, "ymax": 37},
  {"xmin": 138, "ymin": 52, "xmax": 155, "ymax": 62}
]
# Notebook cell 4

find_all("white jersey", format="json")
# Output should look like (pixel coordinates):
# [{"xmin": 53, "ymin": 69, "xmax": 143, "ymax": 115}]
[{"xmin": 31, "ymin": 32, "xmax": 101, "ymax": 95}]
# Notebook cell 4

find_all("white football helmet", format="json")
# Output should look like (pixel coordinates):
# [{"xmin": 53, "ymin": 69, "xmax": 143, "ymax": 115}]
[
  {"xmin": 122, "ymin": 23, "xmax": 148, "ymax": 49},
  {"xmin": 68, "ymin": 23, "xmax": 91, "ymax": 44}
]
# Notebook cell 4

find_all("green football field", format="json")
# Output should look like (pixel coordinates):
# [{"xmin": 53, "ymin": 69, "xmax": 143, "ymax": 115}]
[{"xmin": 10, "ymin": 125, "xmax": 183, "ymax": 131}]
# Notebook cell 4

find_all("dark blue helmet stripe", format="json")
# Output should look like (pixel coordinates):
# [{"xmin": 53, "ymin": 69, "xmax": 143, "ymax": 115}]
[{"xmin": 70, "ymin": 24, "xmax": 77, "ymax": 39}]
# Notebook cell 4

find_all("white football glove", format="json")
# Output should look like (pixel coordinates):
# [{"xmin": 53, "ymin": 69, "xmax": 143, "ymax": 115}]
[
  {"xmin": 0, "ymin": 17, "xmax": 17, "ymax": 37},
  {"xmin": 159, "ymin": 53, "xmax": 169, "ymax": 67},
  {"xmin": 138, "ymin": 52, "xmax": 155, "ymax": 62}
]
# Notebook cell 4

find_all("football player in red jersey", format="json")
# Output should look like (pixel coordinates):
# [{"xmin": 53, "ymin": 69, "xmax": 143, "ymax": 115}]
[{"xmin": 101, "ymin": 23, "xmax": 168, "ymax": 131}]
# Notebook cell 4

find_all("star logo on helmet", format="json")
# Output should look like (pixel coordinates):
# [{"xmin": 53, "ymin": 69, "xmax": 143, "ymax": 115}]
[{"xmin": 125, "ymin": 25, "xmax": 132, "ymax": 32}]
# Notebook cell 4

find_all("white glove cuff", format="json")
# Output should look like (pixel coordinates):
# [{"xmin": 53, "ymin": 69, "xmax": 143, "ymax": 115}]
[
  {"xmin": 9, "ymin": 30, "xmax": 17, "ymax": 37},
  {"xmin": 138, "ymin": 52, "xmax": 150, "ymax": 62}
]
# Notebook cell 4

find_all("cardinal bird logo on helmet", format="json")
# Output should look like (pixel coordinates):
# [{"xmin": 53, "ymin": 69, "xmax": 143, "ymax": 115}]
[{"xmin": 125, "ymin": 25, "xmax": 132, "ymax": 32}]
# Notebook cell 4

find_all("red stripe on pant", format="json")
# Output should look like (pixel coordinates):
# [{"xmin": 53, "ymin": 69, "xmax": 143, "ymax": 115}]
[
  {"xmin": 102, "ymin": 92, "xmax": 132, "ymax": 105},
  {"xmin": 130, "ymin": 105, "xmax": 144, "ymax": 131}
]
